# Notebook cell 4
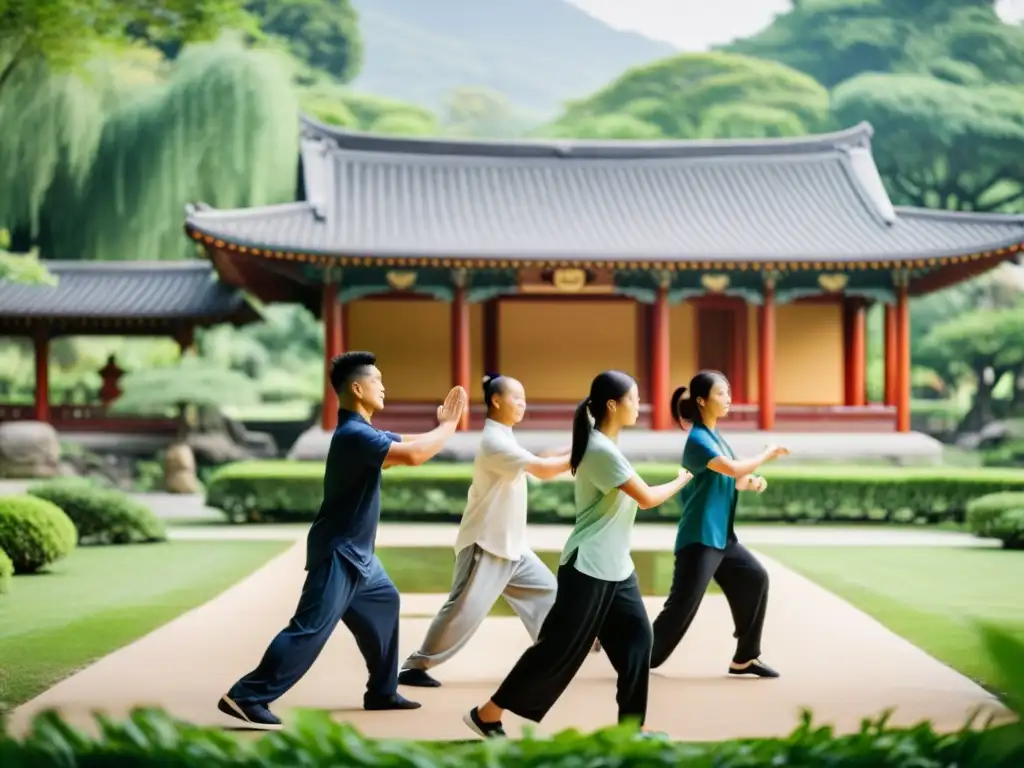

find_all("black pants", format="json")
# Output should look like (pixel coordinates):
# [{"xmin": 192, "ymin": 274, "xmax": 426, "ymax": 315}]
[
  {"xmin": 229, "ymin": 552, "xmax": 400, "ymax": 705},
  {"xmin": 492, "ymin": 554, "xmax": 652, "ymax": 725},
  {"xmin": 650, "ymin": 542, "xmax": 768, "ymax": 668}
]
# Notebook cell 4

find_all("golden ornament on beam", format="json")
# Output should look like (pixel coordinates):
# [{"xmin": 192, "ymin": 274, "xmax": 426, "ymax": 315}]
[
  {"xmin": 551, "ymin": 267, "xmax": 588, "ymax": 292},
  {"xmin": 700, "ymin": 273, "xmax": 730, "ymax": 293},
  {"xmin": 817, "ymin": 273, "xmax": 849, "ymax": 293},
  {"xmin": 386, "ymin": 270, "xmax": 418, "ymax": 291}
]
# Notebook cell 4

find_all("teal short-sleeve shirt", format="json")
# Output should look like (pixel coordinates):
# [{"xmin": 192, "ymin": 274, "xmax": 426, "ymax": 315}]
[
  {"xmin": 674, "ymin": 423, "xmax": 738, "ymax": 552},
  {"xmin": 559, "ymin": 430, "xmax": 638, "ymax": 582}
]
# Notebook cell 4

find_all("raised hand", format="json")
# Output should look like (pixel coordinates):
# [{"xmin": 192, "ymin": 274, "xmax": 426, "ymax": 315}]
[
  {"xmin": 438, "ymin": 385, "xmax": 468, "ymax": 425},
  {"xmin": 764, "ymin": 444, "xmax": 790, "ymax": 461},
  {"xmin": 677, "ymin": 467, "xmax": 693, "ymax": 484}
]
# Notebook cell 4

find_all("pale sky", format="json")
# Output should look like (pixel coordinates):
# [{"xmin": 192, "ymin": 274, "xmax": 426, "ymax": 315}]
[{"xmin": 567, "ymin": 0, "xmax": 1024, "ymax": 50}]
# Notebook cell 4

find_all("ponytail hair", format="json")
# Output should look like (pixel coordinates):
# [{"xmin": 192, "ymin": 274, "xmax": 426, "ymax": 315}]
[
  {"xmin": 671, "ymin": 369, "xmax": 729, "ymax": 427},
  {"xmin": 671, "ymin": 386, "xmax": 700, "ymax": 425},
  {"xmin": 569, "ymin": 397, "xmax": 592, "ymax": 475},
  {"xmin": 569, "ymin": 370, "xmax": 636, "ymax": 474}
]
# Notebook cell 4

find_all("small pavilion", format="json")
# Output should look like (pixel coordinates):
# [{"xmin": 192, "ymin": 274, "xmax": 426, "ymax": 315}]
[
  {"xmin": 0, "ymin": 260, "xmax": 259, "ymax": 433},
  {"xmin": 183, "ymin": 118, "xmax": 1024, "ymax": 434}
]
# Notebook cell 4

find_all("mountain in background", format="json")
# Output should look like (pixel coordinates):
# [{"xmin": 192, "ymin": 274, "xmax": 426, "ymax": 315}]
[{"xmin": 350, "ymin": 0, "xmax": 676, "ymax": 121}]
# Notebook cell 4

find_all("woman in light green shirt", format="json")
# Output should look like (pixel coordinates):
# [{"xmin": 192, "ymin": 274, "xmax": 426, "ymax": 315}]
[{"xmin": 463, "ymin": 370, "xmax": 692, "ymax": 739}]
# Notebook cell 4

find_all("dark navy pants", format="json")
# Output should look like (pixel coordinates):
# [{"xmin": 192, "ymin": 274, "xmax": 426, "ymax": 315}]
[{"xmin": 228, "ymin": 552, "xmax": 401, "ymax": 706}]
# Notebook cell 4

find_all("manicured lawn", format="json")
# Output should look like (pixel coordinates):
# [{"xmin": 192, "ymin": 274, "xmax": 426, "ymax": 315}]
[
  {"xmin": 0, "ymin": 540, "xmax": 291, "ymax": 709},
  {"xmin": 375, "ymin": 546, "xmax": 719, "ymax": 618},
  {"xmin": 756, "ymin": 546, "xmax": 1024, "ymax": 696}
]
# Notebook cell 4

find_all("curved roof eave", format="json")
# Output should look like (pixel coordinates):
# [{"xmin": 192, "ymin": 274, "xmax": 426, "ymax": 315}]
[{"xmin": 298, "ymin": 112, "xmax": 876, "ymax": 161}]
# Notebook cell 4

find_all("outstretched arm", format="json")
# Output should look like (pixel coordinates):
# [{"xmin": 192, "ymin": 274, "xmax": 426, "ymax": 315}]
[
  {"xmin": 618, "ymin": 469, "xmax": 693, "ymax": 510},
  {"xmin": 383, "ymin": 386, "xmax": 467, "ymax": 469},
  {"xmin": 384, "ymin": 422, "xmax": 458, "ymax": 468},
  {"xmin": 708, "ymin": 445, "xmax": 788, "ymax": 479},
  {"xmin": 522, "ymin": 452, "xmax": 571, "ymax": 480}
]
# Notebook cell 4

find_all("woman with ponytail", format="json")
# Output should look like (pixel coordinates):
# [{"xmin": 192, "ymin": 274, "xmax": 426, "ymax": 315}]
[
  {"xmin": 650, "ymin": 370, "xmax": 789, "ymax": 678},
  {"xmin": 464, "ymin": 370, "xmax": 693, "ymax": 739},
  {"xmin": 400, "ymin": 372, "xmax": 573, "ymax": 688}
]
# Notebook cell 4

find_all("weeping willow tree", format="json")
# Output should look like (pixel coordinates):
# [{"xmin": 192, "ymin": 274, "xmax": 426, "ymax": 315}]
[
  {"xmin": 39, "ymin": 35, "xmax": 300, "ymax": 261},
  {"xmin": 0, "ymin": 57, "xmax": 108, "ymax": 236}
]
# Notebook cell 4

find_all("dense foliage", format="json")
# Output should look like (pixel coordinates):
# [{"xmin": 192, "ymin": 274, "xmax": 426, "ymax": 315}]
[
  {"xmin": 28, "ymin": 478, "xmax": 167, "ymax": 545},
  {"xmin": 966, "ymin": 491, "xmax": 1024, "ymax": 548},
  {"xmin": 204, "ymin": 461, "xmax": 1024, "ymax": 525},
  {"xmin": 0, "ymin": 494, "xmax": 77, "ymax": 574},
  {"xmin": 0, "ymin": 546, "xmax": 11, "ymax": 595}
]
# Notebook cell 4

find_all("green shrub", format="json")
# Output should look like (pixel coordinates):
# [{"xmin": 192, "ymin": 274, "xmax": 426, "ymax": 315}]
[
  {"xmin": 0, "ymin": 706, "xmax": 1020, "ymax": 767},
  {"xmin": 28, "ymin": 478, "xmax": 166, "ymax": 545},
  {"xmin": 0, "ymin": 495, "xmax": 77, "ymax": 573},
  {"xmin": 205, "ymin": 460, "xmax": 1024, "ymax": 525},
  {"xmin": 0, "ymin": 546, "xmax": 11, "ymax": 595},
  {"xmin": 966, "ymin": 492, "xmax": 1024, "ymax": 549}
]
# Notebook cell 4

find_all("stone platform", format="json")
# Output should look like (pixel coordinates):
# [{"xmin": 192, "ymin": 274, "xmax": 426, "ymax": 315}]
[{"xmin": 290, "ymin": 427, "xmax": 944, "ymax": 464}]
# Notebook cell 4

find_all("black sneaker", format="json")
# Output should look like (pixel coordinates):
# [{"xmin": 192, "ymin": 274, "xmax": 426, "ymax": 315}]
[
  {"xmin": 462, "ymin": 706, "xmax": 506, "ymax": 738},
  {"xmin": 364, "ymin": 692, "xmax": 422, "ymax": 710},
  {"xmin": 217, "ymin": 694, "xmax": 282, "ymax": 727},
  {"xmin": 399, "ymin": 668, "xmax": 442, "ymax": 688},
  {"xmin": 729, "ymin": 659, "xmax": 780, "ymax": 678}
]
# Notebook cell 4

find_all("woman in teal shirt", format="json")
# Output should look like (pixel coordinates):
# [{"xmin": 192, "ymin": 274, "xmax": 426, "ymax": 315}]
[
  {"xmin": 463, "ymin": 370, "xmax": 692, "ymax": 739},
  {"xmin": 650, "ymin": 370, "xmax": 789, "ymax": 678}
]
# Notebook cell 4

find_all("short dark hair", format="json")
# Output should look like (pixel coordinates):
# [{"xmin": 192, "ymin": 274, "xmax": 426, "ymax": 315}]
[
  {"xmin": 482, "ymin": 371, "xmax": 509, "ymax": 410},
  {"xmin": 329, "ymin": 351, "xmax": 377, "ymax": 395}
]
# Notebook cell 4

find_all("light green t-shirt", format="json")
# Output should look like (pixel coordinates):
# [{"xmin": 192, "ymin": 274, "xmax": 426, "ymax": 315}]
[{"xmin": 559, "ymin": 430, "xmax": 638, "ymax": 582}]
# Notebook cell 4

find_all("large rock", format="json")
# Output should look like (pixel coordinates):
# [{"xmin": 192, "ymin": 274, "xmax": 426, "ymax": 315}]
[
  {"xmin": 0, "ymin": 421, "xmax": 61, "ymax": 478},
  {"xmin": 164, "ymin": 442, "xmax": 200, "ymax": 494}
]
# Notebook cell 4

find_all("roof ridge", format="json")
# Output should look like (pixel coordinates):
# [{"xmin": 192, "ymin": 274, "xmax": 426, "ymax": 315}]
[
  {"xmin": 43, "ymin": 260, "xmax": 212, "ymax": 272},
  {"xmin": 299, "ymin": 113, "xmax": 875, "ymax": 160},
  {"xmin": 185, "ymin": 201, "xmax": 313, "ymax": 223},
  {"xmin": 893, "ymin": 206, "xmax": 1024, "ymax": 225}
]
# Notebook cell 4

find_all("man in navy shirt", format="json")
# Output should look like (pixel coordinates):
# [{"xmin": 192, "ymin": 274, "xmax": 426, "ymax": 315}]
[{"xmin": 218, "ymin": 351, "xmax": 468, "ymax": 727}]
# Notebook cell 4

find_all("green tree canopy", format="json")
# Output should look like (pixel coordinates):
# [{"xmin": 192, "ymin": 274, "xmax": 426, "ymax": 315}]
[
  {"xmin": 723, "ymin": 1, "xmax": 1024, "ymax": 89},
  {"xmin": 24, "ymin": 36, "xmax": 301, "ymax": 261},
  {"xmin": 542, "ymin": 52, "xmax": 830, "ymax": 140},
  {"xmin": 831, "ymin": 73, "xmax": 1024, "ymax": 211},
  {"xmin": 441, "ymin": 86, "xmax": 536, "ymax": 138},
  {"xmin": 245, "ymin": 0, "xmax": 363, "ymax": 84},
  {"xmin": 0, "ymin": 0, "xmax": 252, "ymax": 93}
]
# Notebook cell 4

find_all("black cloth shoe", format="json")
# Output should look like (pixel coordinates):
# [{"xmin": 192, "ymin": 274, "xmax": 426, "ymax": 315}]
[
  {"xmin": 399, "ymin": 668, "xmax": 442, "ymax": 687},
  {"xmin": 363, "ymin": 692, "xmax": 422, "ymax": 710},
  {"xmin": 462, "ymin": 706, "xmax": 506, "ymax": 738},
  {"xmin": 217, "ymin": 694, "xmax": 282, "ymax": 727},
  {"xmin": 729, "ymin": 658, "xmax": 780, "ymax": 678}
]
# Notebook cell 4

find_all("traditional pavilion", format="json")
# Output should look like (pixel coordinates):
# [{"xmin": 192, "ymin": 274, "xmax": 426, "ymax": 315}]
[
  {"xmin": 183, "ymin": 117, "xmax": 1024, "ymax": 434},
  {"xmin": 0, "ymin": 260, "xmax": 259, "ymax": 433}
]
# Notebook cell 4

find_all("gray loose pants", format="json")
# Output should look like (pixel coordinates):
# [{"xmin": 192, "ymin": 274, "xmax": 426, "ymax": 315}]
[{"xmin": 402, "ymin": 544, "xmax": 557, "ymax": 671}]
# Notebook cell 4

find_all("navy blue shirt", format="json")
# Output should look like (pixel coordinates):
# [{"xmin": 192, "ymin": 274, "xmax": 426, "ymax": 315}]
[{"xmin": 305, "ymin": 410, "xmax": 401, "ymax": 574}]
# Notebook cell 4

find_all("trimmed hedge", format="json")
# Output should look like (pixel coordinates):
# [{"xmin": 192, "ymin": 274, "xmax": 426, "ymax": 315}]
[
  {"xmin": 0, "ymin": 707, "xmax": 1021, "ymax": 768},
  {"xmin": 0, "ymin": 546, "xmax": 11, "ymax": 595},
  {"xmin": 966, "ymin": 492, "xmax": 1024, "ymax": 549},
  {"xmin": 205, "ymin": 460, "xmax": 1024, "ymax": 525},
  {"xmin": 0, "ymin": 495, "xmax": 77, "ymax": 573},
  {"xmin": 28, "ymin": 478, "xmax": 167, "ymax": 545}
]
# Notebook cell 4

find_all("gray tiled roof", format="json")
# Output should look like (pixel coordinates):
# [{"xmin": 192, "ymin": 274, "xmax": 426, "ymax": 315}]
[
  {"xmin": 184, "ymin": 119, "xmax": 1024, "ymax": 264},
  {"xmin": 0, "ymin": 260, "xmax": 255, "ymax": 321}
]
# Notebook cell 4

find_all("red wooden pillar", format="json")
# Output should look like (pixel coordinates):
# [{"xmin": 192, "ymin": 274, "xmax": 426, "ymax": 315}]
[
  {"xmin": 895, "ymin": 281, "xmax": 911, "ymax": 432},
  {"xmin": 33, "ymin": 327, "xmax": 50, "ymax": 423},
  {"xmin": 883, "ymin": 304, "xmax": 897, "ymax": 406},
  {"xmin": 321, "ymin": 282, "xmax": 344, "ymax": 431},
  {"xmin": 843, "ymin": 298, "xmax": 867, "ymax": 406},
  {"xmin": 451, "ymin": 280, "xmax": 471, "ymax": 431},
  {"xmin": 650, "ymin": 287, "xmax": 671, "ymax": 430},
  {"xmin": 758, "ymin": 279, "xmax": 776, "ymax": 431}
]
